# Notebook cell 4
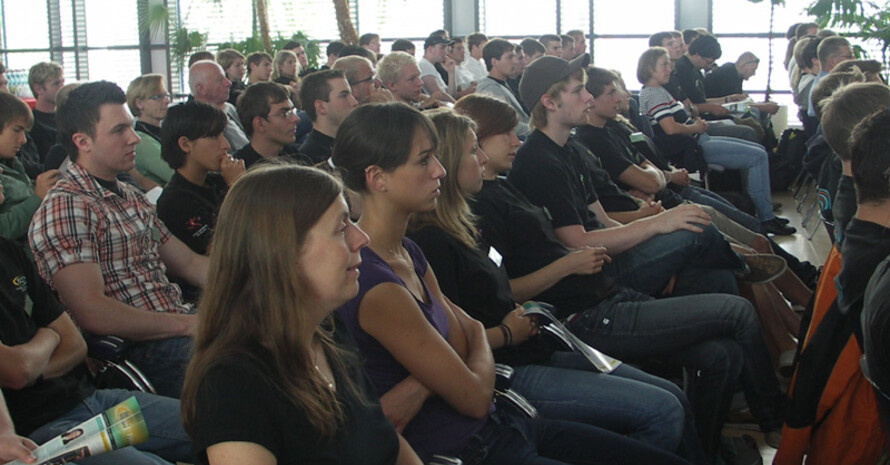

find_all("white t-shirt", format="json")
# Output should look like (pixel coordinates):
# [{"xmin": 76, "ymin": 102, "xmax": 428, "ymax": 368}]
[
  {"xmin": 463, "ymin": 57, "xmax": 488, "ymax": 81},
  {"xmin": 418, "ymin": 57, "xmax": 448, "ymax": 95},
  {"xmin": 454, "ymin": 62, "xmax": 477, "ymax": 90}
]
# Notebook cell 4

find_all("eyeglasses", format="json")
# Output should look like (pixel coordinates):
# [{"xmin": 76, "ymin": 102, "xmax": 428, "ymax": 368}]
[
  {"xmin": 266, "ymin": 107, "xmax": 297, "ymax": 119},
  {"xmin": 350, "ymin": 74, "xmax": 378, "ymax": 86},
  {"xmin": 146, "ymin": 93, "xmax": 171, "ymax": 101}
]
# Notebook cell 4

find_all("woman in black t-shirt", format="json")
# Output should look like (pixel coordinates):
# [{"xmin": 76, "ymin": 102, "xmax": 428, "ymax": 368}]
[{"xmin": 180, "ymin": 165, "xmax": 419, "ymax": 465}]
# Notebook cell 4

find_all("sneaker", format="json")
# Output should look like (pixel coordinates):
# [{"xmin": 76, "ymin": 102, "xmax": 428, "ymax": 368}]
[
  {"xmin": 764, "ymin": 429, "xmax": 782, "ymax": 449},
  {"xmin": 774, "ymin": 216, "xmax": 791, "ymax": 225},
  {"xmin": 735, "ymin": 254, "xmax": 787, "ymax": 284},
  {"xmin": 762, "ymin": 218, "xmax": 796, "ymax": 235}
]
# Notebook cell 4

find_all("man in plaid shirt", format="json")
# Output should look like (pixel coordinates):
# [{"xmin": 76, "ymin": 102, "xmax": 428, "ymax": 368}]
[{"xmin": 28, "ymin": 81, "xmax": 208, "ymax": 398}]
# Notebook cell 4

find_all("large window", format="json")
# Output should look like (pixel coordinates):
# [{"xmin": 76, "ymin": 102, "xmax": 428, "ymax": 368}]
[{"xmin": 592, "ymin": 0, "xmax": 674, "ymax": 88}]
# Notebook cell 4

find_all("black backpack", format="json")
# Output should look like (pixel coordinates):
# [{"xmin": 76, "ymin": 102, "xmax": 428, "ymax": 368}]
[{"xmin": 770, "ymin": 128, "xmax": 807, "ymax": 192}]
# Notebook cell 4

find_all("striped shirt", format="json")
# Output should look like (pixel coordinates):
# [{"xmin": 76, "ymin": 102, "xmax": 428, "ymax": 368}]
[
  {"xmin": 29, "ymin": 162, "xmax": 189, "ymax": 315},
  {"xmin": 638, "ymin": 85, "xmax": 691, "ymax": 134}
]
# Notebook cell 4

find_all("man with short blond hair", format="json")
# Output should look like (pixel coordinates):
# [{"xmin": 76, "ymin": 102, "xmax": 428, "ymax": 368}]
[{"xmin": 27, "ymin": 62, "xmax": 64, "ymax": 160}]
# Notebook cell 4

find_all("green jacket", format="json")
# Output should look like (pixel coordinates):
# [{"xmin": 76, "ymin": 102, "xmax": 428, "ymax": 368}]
[
  {"xmin": 0, "ymin": 157, "xmax": 40, "ymax": 241},
  {"xmin": 134, "ymin": 130, "xmax": 174, "ymax": 186}
]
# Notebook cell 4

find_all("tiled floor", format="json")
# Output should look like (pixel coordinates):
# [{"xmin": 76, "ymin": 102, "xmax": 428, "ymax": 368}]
[{"xmin": 723, "ymin": 187, "xmax": 833, "ymax": 464}]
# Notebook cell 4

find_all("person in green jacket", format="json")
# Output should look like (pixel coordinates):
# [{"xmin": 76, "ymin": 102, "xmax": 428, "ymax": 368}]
[
  {"xmin": 127, "ymin": 74, "xmax": 173, "ymax": 186},
  {"xmin": 0, "ymin": 92, "xmax": 58, "ymax": 242}
]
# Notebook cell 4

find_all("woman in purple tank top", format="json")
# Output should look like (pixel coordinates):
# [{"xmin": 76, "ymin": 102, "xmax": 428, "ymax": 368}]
[{"xmin": 331, "ymin": 102, "xmax": 691, "ymax": 465}]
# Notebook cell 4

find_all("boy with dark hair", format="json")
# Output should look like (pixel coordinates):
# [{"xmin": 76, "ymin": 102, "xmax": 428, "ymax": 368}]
[
  {"xmin": 359, "ymin": 32, "xmax": 381, "ymax": 54},
  {"xmin": 234, "ymin": 82, "xmax": 305, "ymax": 168},
  {"xmin": 283, "ymin": 41, "xmax": 312, "ymax": 76},
  {"xmin": 390, "ymin": 38, "xmax": 416, "ymax": 56},
  {"xmin": 464, "ymin": 32, "xmax": 489, "ymax": 80},
  {"xmin": 0, "ymin": 92, "xmax": 59, "ymax": 243},
  {"xmin": 298, "ymin": 69, "xmax": 357, "ymax": 163},
  {"xmin": 246, "ymin": 51, "xmax": 273, "ymax": 84},
  {"xmin": 0, "ymin": 236, "xmax": 191, "ymax": 464},
  {"xmin": 538, "ymin": 34, "xmax": 563, "ymax": 56},
  {"xmin": 806, "ymin": 36, "xmax": 852, "ymax": 117},
  {"xmin": 323, "ymin": 41, "xmax": 345, "ymax": 69},
  {"xmin": 560, "ymin": 34, "xmax": 575, "ymax": 60},
  {"xmin": 29, "ymin": 81, "xmax": 209, "ymax": 398},
  {"xmin": 520, "ymin": 37, "xmax": 545, "ymax": 62},
  {"xmin": 476, "ymin": 38, "xmax": 530, "ymax": 137}
]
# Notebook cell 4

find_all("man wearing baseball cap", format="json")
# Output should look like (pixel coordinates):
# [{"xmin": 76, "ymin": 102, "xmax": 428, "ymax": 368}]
[
  {"xmin": 419, "ymin": 34, "xmax": 457, "ymax": 103},
  {"xmin": 511, "ymin": 53, "xmax": 744, "ymax": 297}
]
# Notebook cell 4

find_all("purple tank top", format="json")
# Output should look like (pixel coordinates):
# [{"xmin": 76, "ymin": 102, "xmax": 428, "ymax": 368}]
[{"xmin": 336, "ymin": 238, "xmax": 489, "ymax": 460}]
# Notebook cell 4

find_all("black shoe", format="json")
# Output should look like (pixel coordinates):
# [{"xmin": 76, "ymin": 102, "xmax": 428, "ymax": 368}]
[
  {"xmin": 762, "ymin": 218, "xmax": 796, "ymax": 235},
  {"xmin": 773, "ymin": 202, "xmax": 783, "ymax": 212},
  {"xmin": 774, "ymin": 216, "xmax": 790, "ymax": 225}
]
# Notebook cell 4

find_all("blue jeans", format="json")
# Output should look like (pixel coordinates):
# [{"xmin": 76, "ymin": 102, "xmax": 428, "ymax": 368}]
[
  {"xmin": 28, "ymin": 390, "xmax": 191, "ymax": 465},
  {"xmin": 605, "ymin": 224, "xmax": 742, "ymax": 297},
  {"xmin": 512, "ymin": 353, "xmax": 709, "ymax": 464},
  {"xmin": 125, "ymin": 336, "xmax": 192, "ymax": 398},
  {"xmin": 458, "ymin": 409, "xmax": 691, "ymax": 465},
  {"xmin": 697, "ymin": 132, "xmax": 775, "ymax": 222},
  {"xmin": 680, "ymin": 185, "xmax": 764, "ymax": 233},
  {"xmin": 567, "ymin": 288, "xmax": 785, "ymax": 459}
]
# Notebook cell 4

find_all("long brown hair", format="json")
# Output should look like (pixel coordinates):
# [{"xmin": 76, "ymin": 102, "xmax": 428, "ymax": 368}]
[
  {"xmin": 410, "ymin": 108, "xmax": 479, "ymax": 249},
  {"xmin": 181, "ymin": 163, "xmax": 366, "ymax": 440}
]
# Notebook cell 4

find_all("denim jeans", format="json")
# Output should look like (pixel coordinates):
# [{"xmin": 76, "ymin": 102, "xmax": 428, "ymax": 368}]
[
  {"xmin": 28, "ymin": 389, "xmax": 191, "ymax": 465},
  {"xmin": 125, "ymin": 336, "xmax": 192, "ymax": 398},
  {"xmin": 680, "ymin": 185, "xmax": 764, "ymax": 234},
  {"xmin": 604, "ymin": 223, "xmax": 742, "ymax": 297},
  {"xmin": 697, "ymin": 132, "xmax": 775, "ymax": 222},
  {"xmin": 567, "ymin": 288, "xmax": 786, "ymax": 459},
  {"xmin": 512, "ymin": 353, "xmax": 709, "ymax": 464},
  {"xmin": 457, "ymin": 409, "xmax": 691, "ymax": 465}
]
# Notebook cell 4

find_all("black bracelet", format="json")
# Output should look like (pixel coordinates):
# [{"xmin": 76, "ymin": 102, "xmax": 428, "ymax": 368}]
[{"xmin": 500, "ymin": 324, "xmax": 513, "ymax": 346}]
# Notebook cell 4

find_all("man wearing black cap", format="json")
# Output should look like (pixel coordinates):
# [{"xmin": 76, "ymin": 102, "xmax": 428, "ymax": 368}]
[{"xmin": 419, "ymin": 34, "xmax": 457, "ymax": 103}]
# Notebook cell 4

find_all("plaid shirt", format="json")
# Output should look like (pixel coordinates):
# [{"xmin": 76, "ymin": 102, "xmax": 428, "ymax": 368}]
[{"xmin": 29, "ymin": 162, "xmax": 189, "ymax": 314}]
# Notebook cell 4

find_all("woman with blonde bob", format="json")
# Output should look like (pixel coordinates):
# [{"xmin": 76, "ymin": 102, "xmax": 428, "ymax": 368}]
[
  {"xmin": 332, "ymin": 102, "xmax": 692, "ymax": 465},
  {"xmin": 181, "ymin": 164, "xmax": 422, "ymax": 465},
  {"xmin": 126, "ymin": 73, "xmax": 173, "ymax": 185}
]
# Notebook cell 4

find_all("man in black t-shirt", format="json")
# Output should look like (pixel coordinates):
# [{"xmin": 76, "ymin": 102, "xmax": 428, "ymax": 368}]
[
  {"xmin": 298, "ymin": 70, "xmax": 358, "ymax": 164},
  {"xmin": 0, "ymin": 237, "xmax": 190, "ymax": 463},
  {"xmin": 27, "ymin": 62, "xmax": 65, "ymax": 163},
  {"xmin": 234, "ymin": 82, "xmax": 310, "ymax": 168}
]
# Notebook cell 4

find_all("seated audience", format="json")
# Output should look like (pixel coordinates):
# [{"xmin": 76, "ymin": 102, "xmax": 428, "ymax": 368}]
[
  {"xmin": 463, "ymin": 32, "xmax": 489, "ymax": 81},
  {"xmin": 331, "ymin": 102, "xmax": 692, "ymax": 465},
  {"xmin": 449, "ymin": 37, "xmax": 478, "ymax": 94},
  {"xmin": 0, "ymin": 236, "xmax": 191, "ymax": 465},
  {"xmin": 637, "ymin": 47, "xmax": 792, "ymax": 234},
  {"xmin": 418, "ymin": 34, "xmax": 457, "ymax": 103},
  {"xmin": 792, "ymin": 35, "xmax": 821, "ymax": 135},
  {"xmin": 560, "ymin": 34, "xmax": 575, "ymax": 60},
  {"xmin": 704, "ymin": 52, "xmax": 780, "ymax": 117},
  {"xmin": 0, "ymin": 390, "xmax": 35, "ymax": 464},
  {"xmin": 806, "ymin": 36, "xmax": 853, "ymax": 118},
  {"xmin": 29, "ymin": 81, "xmax": 207, "ymax": 398},
  {"xmin": 333, "ymin": 55, "xmax": 393, "ymax": 104},
  {"xmin": 322, "ymin": 40, "xmax": 345, "ymax": 69},
  {"xmin": 27, "ymin": 62, "xmax": 64, "ymax": 163},
  {"xmin": 410, "ymin": 106, "xmax": 708, "ymax": 463},
  {"xmin": 126, "ymin": 74, "xmax": 174, "ymax": 185},
  {"xmin": 157, "ymin": 101, "xmax": 244, "ymax": 256},
  {"xmin": 188, "ymin": 51, "xmax": 215, "ymax": 67},
  {"xmin": 234, "ymin": 81, "xmax": 307, "ymax": 168},
  {"xmin": 189, "ymin": 60, "xmax": 248, "ymax": 153},
  {"xmin": 246, "ymin": 51, "xmax": 273, "ymax": 85},
  {"xmin": 360, "ymin": 32, "xmax": 382, "ymax": 55},
  {"xmin": 338, "ymin": 44, "xmax": 379, "ymax": 64},
  {"xmin": 181, "ymin": 164, "xmax": 420, "ymax": 465},
  {"xmin": 390, "ymin": 38, "xmax": 416, "ymax": 57},
  {"xmin": 216, "ymin": 48, "xmax": 246, "ymax": 105},
  {"xmin": 475, "ymin": 39, "xmax": 530, "ymax": 137},
  {"xmin": 271, "ymin": 50, "xmax": 301, "ymax": 100},
  {"xmin": 832, "ymin": 59, "xmax": 884, "ymax": 82},
  {"xmin": 456, "ymin": 93, "xmax": 786, "ymax": 460},
  {"xmin": 567, "ymin": 30, "xmax": 586, "ymax": 57},
  {"xmin": 0, "ymin": 93, "xmax": 58, "ymax": 243},
  {"xmin": 283, "ymin": 41, "xmax": 314, "ymax": 76},
  {"xmin": 539, "ymin": 34, "xmax": 563, "ymax": 56},
  {"xmin": 521, "ymin": 38, "xmax": 546, "ymax": 63},
  {"xmin": 378, "ymin": 52, "xmax": 442, "ymax": 109},
  {"xmin": 298, "ymin": 69, "xmax": 357, "ymax": 164}
]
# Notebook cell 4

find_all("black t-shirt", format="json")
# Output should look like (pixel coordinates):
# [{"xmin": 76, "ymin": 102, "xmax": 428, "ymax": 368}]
[
  {"xmin": 228, "ymin": 81, "xmax": 247, "ymax": 106},
  {"xmin": 508, "ymin": 130, "xmax": 604, "ymax": 231},
  {"xmin": 862, "ymin": 253, "xmax": 890, "ymax": 399},
  {"xmin": 234, "ymin": 143, "xmax": 312, "ymax": 169},
  {"xmin": 674, "ymin": 55, "xmax": 707, "ymax": 104},
  {"xmin": 0, "ymin": 238, "xmax": 94, "ymax": 435},
  {"xmin": 29, "ymin": 109, "xmax": 58, "ymax": 161},
  {"xmin": 703, "ymin": 62, "xmax": 743, "ymax": 99},
  {"xmin": 837, "ymin": 218, "xmax": 890, "ymax": 348},
  {"xmin": 470, "ymin": 178, "xmax": 618, "ymax": 317},
  {"xmin": 134, "ymin": 121, "xmax": 161, "ymax": 142},
  {"xmin": 408, "ymin": 224, "xmax": 554, "ymax": 367},
  {"xmin": 575, "ymin": 139, "xmax": 640, "ymax": 213},
  {"xmin": 157, "ymin": 172, "xmax": 227, "ymax": 255},
  {"xmin": 664, "ymin": 71, "xmax": 687, "ymax": 102},
  {"xmin": 299, "ymin": 129, "xmax": 335, "ymax": 165},
  {"xmin": 192, "ymin": 335, "xmax": 398, "ymax": 465}
]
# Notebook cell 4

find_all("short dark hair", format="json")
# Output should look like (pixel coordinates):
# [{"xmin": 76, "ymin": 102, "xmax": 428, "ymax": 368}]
[
  {"xmin": 585, "ymin": 67, "xmax": 619, "ymax": 98},
  {"xmin": 58, "ymin": 81, "xmax": 126, "ymax": 161},
  {"xmin": 520, "ymin": 38, "xmax": 545, "ymax": 57},
  {"xmin": 0, "ymin": 92, "xmax": 33, "ymax": 132},
  {"xmin": 299, "ymin": 69, "xmax": 346, "ymax": 122},
  {"xmin": 466, "ymin": 33, "xmax": 488, "ymax": 51},
  {"xmin": 786, "ymin": 23, "xmax": 802, "ymax": 40},
  {"xmin": 648, "ymin": 31, "xmax": 673, "ymax": 48},
  {"xmin": 327, "ymin": 41, "xmax": 345, "ymax": 57},
  {"xmin": 817, "ymin": 36, "xmax": 851, "ymax": 68},
  {"xmin": 566, "ymin": 30, "xmax": 584, "ymax": 40},
  {"xmin": 539, "ymin": 34, "xmax": 561, "ymax": 47},
  {"xmin": 332, "ymin": 103, "xmax": 437, "ymax": 193},
  {"xmin": 161, "ymin": 101, "xmax": 228, "ymax": 170},
  {"xmin": 794, "ymin": 36, "xmax": 821, "ymax": 70},
  {"xmin": 338, "ymin": 45, "xmax": 376, "ymax": 63},
  {"xmin": 246, "ymin": 51, "xmax": 273, "ymax": 74},
  {"xmin": 454, "ymin": 93, "xmax": 518, "ymax": 142},
  {"xmin": 795, "ymin": 22, "xmax": 819, "ymax": 40},
  {"xmin": 359, "ymin": 33, "xmax": 379, "ymax": 46},
  {"xmin": 236, "ymin": 82, "xmax": 291, "ymax": 137},
  {"xmin": 283, "ymin": 41, "xmax": 303, "ymax": 51},
  {"xmin": 188, "ymin": 51, "xmax": 215, "ymax": 68},
  {"xmin": 560, "ymin": 34, "xmax": 574, "ymax": 47},
  {"xmin": 682, "ymin": 29, "xmax": 700, "ymax": 47},
  {"xmin": 850, "ymin": 108, "xmax": 890, "ymax": 203},
  {"xmin": 688, "ymin": 34, "xmax": 722, "ymax": 60},
  {"xmin": 391, "ymin": 39, "xmax": 415, "ymax": 53},
  {"xmin": 482, "ymin": 39, "xmax": 514, "ymax": 71}
]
